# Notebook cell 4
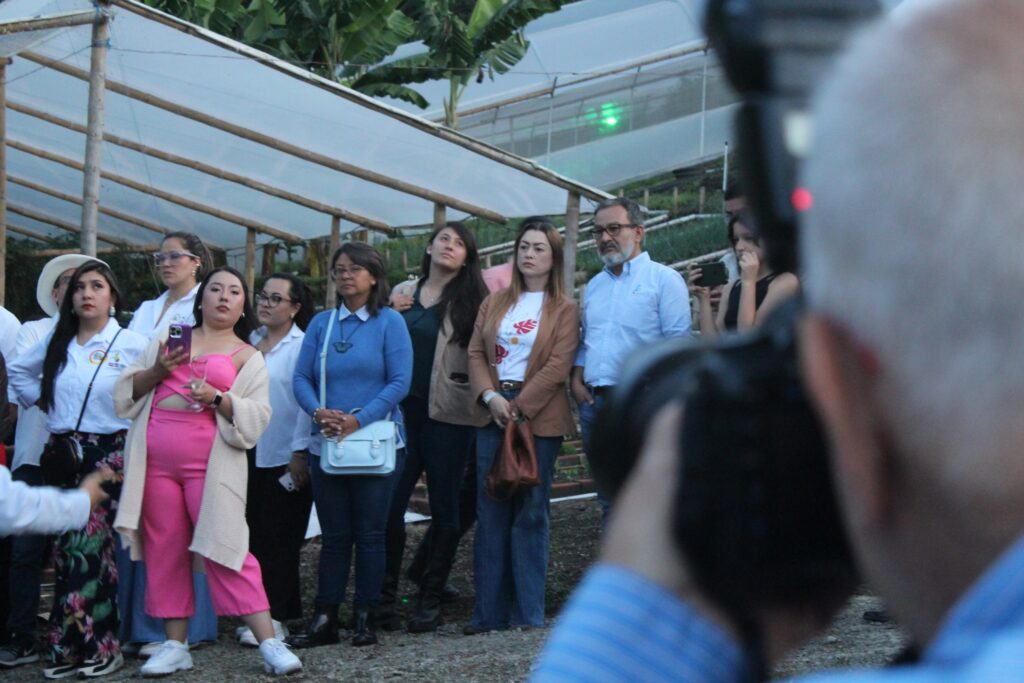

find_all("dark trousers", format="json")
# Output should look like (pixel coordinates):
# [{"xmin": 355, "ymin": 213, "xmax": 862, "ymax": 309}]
[
  {"xmin": 387, "ymin": 396, "xmax": 475, "ymax": 534},
  {"xmin": 5, "ymin": 465, "xmax": 51, "ymax": 637},
  {"xmin": 246, "ymin": 450, "xmax": 313, "ymax": 621},
  {"xmin": 309, "ymin": 450, "xmax": 404, "ymax": 607}
]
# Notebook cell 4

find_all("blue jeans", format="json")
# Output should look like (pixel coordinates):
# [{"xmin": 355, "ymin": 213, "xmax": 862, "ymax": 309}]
[
  {"xmin": 6, "ymin": 465, "xmax": 49, "ymax": 637},
  {"xmin": 578, "ymin": 395, "xmax": 611, "ymax": 526},
  {"xmin": 309, "ymin": 450, "xmax": 404, "ymax": 607},
  {"xmin": 387, "ymin": 396, "xmax": 475, "ymax": 533},
  {"xmin": 470, "ymin": 416, "xmax": 561, "ymax": 629}
]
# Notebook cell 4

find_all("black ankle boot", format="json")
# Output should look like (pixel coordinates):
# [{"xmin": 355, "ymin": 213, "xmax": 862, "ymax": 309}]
[
  {"xmin": 377, "ymin": 524, "xmax": 406, "ymax": 631},
  {"xmin": 351, "ymin": 609, "xmax": 378, "ymax": 646},
  {"xmin": 408, "ymin": 527, "xmax": 461, "ymax": 633},
  {"xmin": 285, "ymin": 606, "xmax": 340, "ymax": 649}
]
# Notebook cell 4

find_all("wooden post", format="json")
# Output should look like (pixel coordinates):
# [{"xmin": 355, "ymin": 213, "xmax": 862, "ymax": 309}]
[
  {"xmin": 699, "ymin": 185, "xmax": 706, "ymax": 213},
  {"xmin": 244, "ymin": 228, "xmax": 256, "ymax": 295},
  {"xmin": 434, "ymin": 203, "xmax": 446, "ymax": 229},
  {"xmin": 0, "ymin": 58, "xmax": 9, "ymax": 306},
  {"xmin": 80, "ymin": 13, "xmax": 110, "ymax": 257},
  {"xmin": 642, "ymin": 188, "xmax": 650, "ymax": 207},
  {"xmin": 326, "ymin": 215, "xmax": 340, "ymax": 309},
  {"xmin": 672, "ymin": 186, "xmax": 679, "ymax": 213},
  {"xmin": 564, "ymin": 191, "xmax": 581, "ymax": 294}
]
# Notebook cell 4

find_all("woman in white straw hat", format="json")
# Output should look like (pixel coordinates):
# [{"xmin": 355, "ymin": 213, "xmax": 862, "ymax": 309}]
[{"xmin": 0, "ymin": 253, "xmax": 104, "ymax": 672}]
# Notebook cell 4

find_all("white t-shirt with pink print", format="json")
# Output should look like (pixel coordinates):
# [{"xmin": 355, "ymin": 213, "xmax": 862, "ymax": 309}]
[{"xmin": 494, "ymin": 291, "xmax": 545, "ymax": 382}]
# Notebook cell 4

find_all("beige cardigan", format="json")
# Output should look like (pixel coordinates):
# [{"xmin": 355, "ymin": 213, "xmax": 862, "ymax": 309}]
[
  {"xmin": 113, "ymin": 338, "xmax": 272, "ymax": 572},
  {"xmin": 393, "ymin": 280, "xmax": 488, "ymax": 427}
]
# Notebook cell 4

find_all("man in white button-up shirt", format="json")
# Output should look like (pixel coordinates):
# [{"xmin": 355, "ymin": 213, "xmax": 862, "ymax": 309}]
[{"xmin": 570, "ymin": 197, "xmax": 693, "ymax": 522}]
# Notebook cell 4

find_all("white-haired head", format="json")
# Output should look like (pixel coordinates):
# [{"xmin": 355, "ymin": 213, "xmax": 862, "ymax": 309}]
[{"xmin": 802, "ymin": 0, "xmax": 1024, "ymax": 510}]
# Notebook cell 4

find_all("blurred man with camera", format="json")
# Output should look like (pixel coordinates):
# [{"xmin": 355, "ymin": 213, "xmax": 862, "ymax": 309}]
[
  {"xmin": 534, "ymin": 1, "xmax": 1024, "ymax": 680},
  {"xmin": 571, "ymin": 197, "xmax": 691, "ymax": 522}
]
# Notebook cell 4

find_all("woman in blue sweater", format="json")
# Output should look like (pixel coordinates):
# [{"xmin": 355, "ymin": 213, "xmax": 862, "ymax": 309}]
[{"xmin": 289, "ymin": 242, "xmax": 412, "ymax": 648}]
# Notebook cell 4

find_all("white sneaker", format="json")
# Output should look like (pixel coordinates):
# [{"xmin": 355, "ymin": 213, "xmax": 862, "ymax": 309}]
[
  {"xmin": 137, "ymin": 642, "xmax": 161, "ymax": 659},
  {"xmin": 239, "ymin": 620, "xmax": 289, "ymax": 647},
  {"xmin": 259, "ymin": 638, "xmax": 302, "ymax": 676},
  {"xmin": 140, "ymin": 640, "xmax": 192, "ymax": 677}
]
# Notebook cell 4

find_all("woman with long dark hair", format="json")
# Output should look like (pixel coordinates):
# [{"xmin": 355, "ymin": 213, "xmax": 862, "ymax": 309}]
[
  {"xmin": 236, "ymin": 274, "xmax": 316, "ymax": 647},
  {"xmin": 9, "ymin": 261, "xmax": 149, "ymax": 678},
  {"xmin": 688, "ymin": 213, "xmax": 800, "ymax": 338},
  {"xmin": 123, "ymin": 231, "xmax": 218, "ymax": 654},
  {"xmin": 380, "ymin": 222, "xmax": 489, "ymax": 633},
  {"xmin": 115, "ymin": 267, "xmax": 301, "ymax": 677},
  {"xmin": 465, "ymin": 218, "xmax": 580, "ymax": 634},
  {"xmin": 289, "ymin": 243, "xmax": 412, "ymax": 648}
]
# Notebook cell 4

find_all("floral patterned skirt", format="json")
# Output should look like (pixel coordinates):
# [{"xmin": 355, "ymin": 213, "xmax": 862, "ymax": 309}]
[{"xmin": 46, "ymin": 431, "xmax": 125, "ymax": 666}]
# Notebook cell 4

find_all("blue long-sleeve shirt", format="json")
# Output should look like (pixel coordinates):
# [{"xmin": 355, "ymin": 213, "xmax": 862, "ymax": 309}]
[
  {"xmin": 533, "ymin": 534, "xmax": 1024, "ymax": 682},
  {"xmin": 293, "ymin": 304, "xmax": 412, "ymax": 455}
]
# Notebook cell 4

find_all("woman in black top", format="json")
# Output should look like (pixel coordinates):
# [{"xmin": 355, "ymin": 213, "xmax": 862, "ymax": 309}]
[{"xmin": 688, "ymin": 213, "xmax": 799, "ymax": 339}]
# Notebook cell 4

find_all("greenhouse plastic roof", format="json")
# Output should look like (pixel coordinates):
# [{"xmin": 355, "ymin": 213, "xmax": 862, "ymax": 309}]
[{"xmin": 0, "ymin": 0, "xmax": 611, "ymax": 253}]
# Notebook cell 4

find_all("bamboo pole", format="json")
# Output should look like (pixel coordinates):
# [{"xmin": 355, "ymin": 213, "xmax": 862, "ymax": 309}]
[
  {"xmin": 80, "ymin": 13, "xmax": 110, "ymax": 257},
  {"xmin": 244, "ymin": 228, "xmax": 256, "ymax": 295},
  {"xmin": 433, "ymin": 203, "xmax": 446, "ymax": 230},
  {"xmin": 8, "ymin": 224, "xmax": 52, "ymax": 241},
  {"xmin": 564, "ymin": 191, "xmax": 580, "ymax": 294},
  {"xmin": 0, "ymin": 59, "xmax": 8, "ymax": 306},
  {"xmin": 8, "ymin": 175, "xmax": 178, "ymax": 238},
  {"xmin": 0, "ymin": 10, "xmax": 98, "ymax": 35},
  {"xmin": 7, "ymin": 102, "xmax": 392, "ymax": 235},
  {"xmin": 326, "ymin": 215, "xmax": 340, "ymax": 309},
  {"xmin": 8, "ymin": 139, "xmax": 303, "ymax": 242},
  {"xmin": 21, "ymin": 52, "xmax": 510, "ymax": 225},
  {"xmin": 8, "ymin": 203, "xmax": 146, "ymax": 248},
  {"xmin": 34, "ymin": 245, "xmax": 160, "ymax": 256}
]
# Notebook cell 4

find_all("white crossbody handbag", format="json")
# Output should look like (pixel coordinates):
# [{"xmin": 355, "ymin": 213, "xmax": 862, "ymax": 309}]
[{"xmin": 318, "ymin": 306, "xmax": 398, "ymax": 476}]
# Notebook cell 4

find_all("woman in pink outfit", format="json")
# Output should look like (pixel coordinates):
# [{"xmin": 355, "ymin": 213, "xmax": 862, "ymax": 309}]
[{"xmin": 114, "ymin": 267, "xmax": 301, "ymax": 677}]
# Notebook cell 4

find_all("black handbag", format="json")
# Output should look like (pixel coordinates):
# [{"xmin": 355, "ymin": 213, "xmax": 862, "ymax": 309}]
[{"xmin": 40, "ymin": 329, "xmax": 122, "ymax": 488}]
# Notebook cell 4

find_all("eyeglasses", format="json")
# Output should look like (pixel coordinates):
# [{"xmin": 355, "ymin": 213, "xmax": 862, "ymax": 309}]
[
  {"xmin": 330, "ymin": 265, "xmax": 367, "ymax": 278},
  {"xmin": 589, "ymin": 223, "xmax": 638, "ymax": 239},
  {"xmin": 153, "ymin": 250, "xmax": 198, "ymax": 264},
  {"xmin": 255, "ymin": 292, "xmax": 294, "ymax": 308}
]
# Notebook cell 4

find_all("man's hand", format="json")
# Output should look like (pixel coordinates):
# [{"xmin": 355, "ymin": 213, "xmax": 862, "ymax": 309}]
[
  {"xmin": 570, "ymin": 367, "xmax": 593, "ymax": 406},
  {"xmin": 604, "ymin": 403, "xmax": 845, "ymax": 665},
  {"xmin": 78, "ymin": 468, "xmax": 114, "ymax": 509}
]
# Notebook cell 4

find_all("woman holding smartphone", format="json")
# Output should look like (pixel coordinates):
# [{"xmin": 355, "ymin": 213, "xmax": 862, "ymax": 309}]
[
  {"xmin": 289, "ymin": 242, "xmax": 412, "ymax": 649},
  {"xmin": 236, "ymin": 273, "xmax": 316, "ymax": 647},
  {"xmin": 688, "ymin": 213, "xmax": 800, "ymax": 338},
  {"xmin": 380, "ymin": 222, "xmax": 489, "ymax": 633},
  {"xmin": 465, "ymin": 218, "xmax": 579, "ymax": 634},
  {"xmin": 115, "ymin": 267, "xmax": 301, "ymax": 677},
  {"xmin": 123, "ymin": 231, "xmax": 218, "ymax": 654},
  {"xmin": 8, "ymin": 260, "xmax": 148, "ymax": 678}
]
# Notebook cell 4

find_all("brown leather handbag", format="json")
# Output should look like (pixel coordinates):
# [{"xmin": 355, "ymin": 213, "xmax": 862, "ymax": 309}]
[{"xmin": 485, "ymin": 403, "xmax": 540, "ymax": 501}]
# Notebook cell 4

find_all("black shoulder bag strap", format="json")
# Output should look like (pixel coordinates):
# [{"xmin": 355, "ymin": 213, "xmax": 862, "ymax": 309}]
[{"xmin": 73, "ymin": 328, "xmax": 123, "ymax": 432}]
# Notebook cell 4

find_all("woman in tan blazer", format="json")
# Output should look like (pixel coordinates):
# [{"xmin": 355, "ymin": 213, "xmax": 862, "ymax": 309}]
[{"xmin": 465, "ymin": 218, "xmax": 580, "ymax": 634}]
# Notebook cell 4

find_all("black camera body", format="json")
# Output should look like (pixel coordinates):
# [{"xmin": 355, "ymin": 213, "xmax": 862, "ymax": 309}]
[{"xmin": 587, "ymin": 0, "xmax": 882, "ymax": 622}]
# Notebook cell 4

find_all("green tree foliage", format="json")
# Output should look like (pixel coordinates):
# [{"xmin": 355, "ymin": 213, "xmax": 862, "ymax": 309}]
[{"xmin": 348, "ymin": 0, "xmax": 567, "ymax": 128}]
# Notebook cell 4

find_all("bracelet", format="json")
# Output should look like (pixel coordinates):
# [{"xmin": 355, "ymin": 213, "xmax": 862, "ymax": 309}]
[
  {"xmin": 313, "ymin": 408, "xmax": 323, "ymax": 424},
  {"xmin": 482, "ymin": 390, "xmax": 499, "ymax": 405}
]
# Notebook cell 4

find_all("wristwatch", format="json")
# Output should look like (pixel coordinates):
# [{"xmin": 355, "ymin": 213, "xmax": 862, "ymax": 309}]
[{"xmin": 211, "ymin": 391, "xmax": 224, "ymax": 407}]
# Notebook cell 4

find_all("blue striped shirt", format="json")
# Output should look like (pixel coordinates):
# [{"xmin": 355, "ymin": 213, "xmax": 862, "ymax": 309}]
[{"xmin": 533, "ymin": 535, "xmax": 1024, "ymax": 682}]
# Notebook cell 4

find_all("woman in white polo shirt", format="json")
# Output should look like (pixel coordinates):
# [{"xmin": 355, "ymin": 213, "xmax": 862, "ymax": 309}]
[
  {"xmin": 9, "ymin": 260, "xmax": 148, "ymax": 679},
  {"xmin": 122, "ymin": 231, "xmax": 219, "ymax": 654},
  {"xmin": 236, "ymin": 273, "xmax": 316, "ymax": 647}
]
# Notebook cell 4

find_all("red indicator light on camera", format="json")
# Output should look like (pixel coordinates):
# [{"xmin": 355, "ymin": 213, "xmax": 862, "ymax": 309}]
[{"xmin": 792, "ymin": 187, "xmax": 814, "ymax": 212}]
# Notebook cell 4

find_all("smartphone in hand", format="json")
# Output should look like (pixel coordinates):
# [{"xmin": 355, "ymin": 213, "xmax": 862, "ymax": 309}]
[
  {"xmin": 167, "ymin": 324, "xmax": 192, "ymax": 357},
  {"xmin": 695, "ymin": 261, "xmax": 729, "ymax": 288}
]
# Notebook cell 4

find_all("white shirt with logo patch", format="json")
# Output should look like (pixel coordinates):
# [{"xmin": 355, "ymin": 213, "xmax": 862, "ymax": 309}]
[
  {"xmin": 495, "ymin": 291, "xmax": 545, "ymax": 382},
  {"xmin": 8, "ymin": 318, "xmax": 148, "ymax": 434},
  {"xmin": 128, "ymin": 284, "xmax": 200, "ymax": 340}
]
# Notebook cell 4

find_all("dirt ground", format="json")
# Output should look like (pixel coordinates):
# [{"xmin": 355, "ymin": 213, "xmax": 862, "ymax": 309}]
[{"xmin": 5, "ymin": 498, "xmax": 908, "ymax": 681}]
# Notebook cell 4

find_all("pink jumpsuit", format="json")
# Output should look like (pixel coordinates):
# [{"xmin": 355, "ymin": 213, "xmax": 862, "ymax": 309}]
[{"xmin": 141, "ymin": 349, "xmax": 270, "ymax": 618}]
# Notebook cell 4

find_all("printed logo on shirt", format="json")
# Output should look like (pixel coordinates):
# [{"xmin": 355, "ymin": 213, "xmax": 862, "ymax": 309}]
[
  {"xmin": 494, "ymin": 344, "xmax": 509, "ymax": 365},
  {"xmin": 89, "ymin": 349, "xmax": 124, "ymax": 369},
  {"xmin": 512, "ymin": 319, "xmax": 538, "ymax": 335}
]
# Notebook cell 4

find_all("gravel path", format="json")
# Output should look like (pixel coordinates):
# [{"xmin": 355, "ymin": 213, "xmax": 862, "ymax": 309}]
[{"xmin": 4, "ymin": 499, "xmax": 908, "ymax": 681}]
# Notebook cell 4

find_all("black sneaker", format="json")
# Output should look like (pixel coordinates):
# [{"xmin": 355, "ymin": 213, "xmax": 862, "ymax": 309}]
[
  {"xmin": 77, "ymin": 653, "xmax": 124, "ymax": 678},
  {"xmin": 0, "ymin": 636, "xmax": 40, "ymax": 668}
]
